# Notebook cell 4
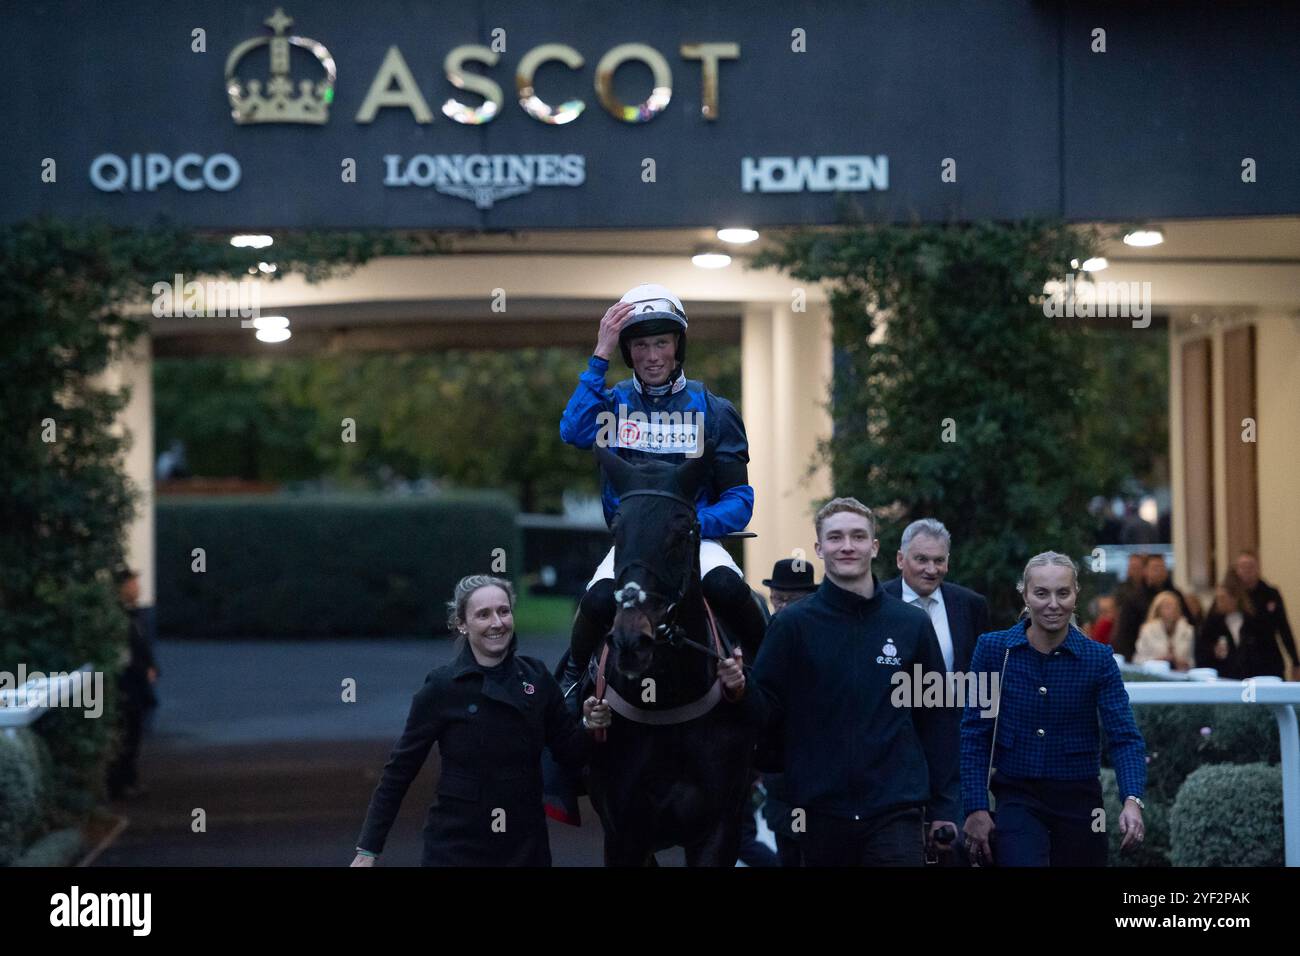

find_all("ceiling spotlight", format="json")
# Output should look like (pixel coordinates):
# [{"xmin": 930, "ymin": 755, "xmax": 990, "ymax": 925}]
[
  {"xmin": 692, "ymin": 252, "xmax": 732, "ymax": 269},
  {"xmin": 231, "ymin": 234, "xmax": 274, "ymax": 249},
  {"xmin": 1081, "ymin": 257, "xmax": 1108, "ymax": 272},
  {"xmin": 252, "ymin": 315, "xmax": 289, "ymax": 331},
  {"xmin": 258, "ymin": 261, "xmax": 277, "ymax": 274},
  {"xmin": 255, "ymin": 327, "xmax": 291, "ymax": 343},
  {"xmin": 1123, "ymin": 229, "xmax": 1164, "ymax": 247},
  {"xmin": 716, "ymin": 228, "xmax": 759, "ymax": 244}
]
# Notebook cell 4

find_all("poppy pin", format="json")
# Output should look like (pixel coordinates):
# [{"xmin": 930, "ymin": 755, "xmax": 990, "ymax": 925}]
[{"xmin": 522, "ymin": 682, "xmax": 535, "ymax": 695}]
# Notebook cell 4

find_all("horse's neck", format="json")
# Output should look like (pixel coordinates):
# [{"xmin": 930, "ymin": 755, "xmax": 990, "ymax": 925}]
[{"xmin": 673, "ymin": 578, "xmax": 706, "ymax": 634}]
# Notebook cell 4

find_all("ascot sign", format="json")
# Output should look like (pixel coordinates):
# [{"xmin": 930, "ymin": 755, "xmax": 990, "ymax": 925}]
[{"xmin": 226, "ymin": 8, "xmax": 740, "ymax": 127}]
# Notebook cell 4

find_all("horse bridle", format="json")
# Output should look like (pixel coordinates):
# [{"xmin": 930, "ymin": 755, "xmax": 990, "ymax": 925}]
[{"xmin": 610, "ymin": 489, "xmax": 727, "ymax": 662}]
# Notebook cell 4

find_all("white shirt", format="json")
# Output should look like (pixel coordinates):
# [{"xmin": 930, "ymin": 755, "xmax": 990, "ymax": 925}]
[
  {"xmin": 902, "ymin": 578, "xmax": 954, "ymax": 672},
  {"xmin": 1226, "ymin": 611, "xmax": 1244, "ymax": 647}
]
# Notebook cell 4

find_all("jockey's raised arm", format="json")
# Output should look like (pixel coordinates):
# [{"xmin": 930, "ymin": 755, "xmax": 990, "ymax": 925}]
[{"xmin": 558, "ymin": 353, "xmax": 616, "ymax": 449}]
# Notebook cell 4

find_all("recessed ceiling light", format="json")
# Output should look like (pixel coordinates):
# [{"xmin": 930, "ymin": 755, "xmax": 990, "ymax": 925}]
[
  {"xmin": 1123, "ymin": 229, "xmax": 1164, "ymax": 247},
  {"xmin": 252, "ymin": 315, "xmax": 289, "ymax": 331},
  {"xmin": 258, "ymin": 261, "xmax": 277, "ymax": 274},
  {"xmin": 1081, "ymin": 257, "xmax": 1108, "ymax": 272},
  {"xmin": 692, "ymin": 252, "xmax": 732, "ymax": 269},
  {"xmin": 255, "ymin": 327, "xmax": 291, "ymax": 343},
  {"xmin": 716, "ymin": 228, "xmax": 759, "ymax": 244},
  {"xmin": 231, "ymin": 234, "xmax": 274, "ymax": 249}
]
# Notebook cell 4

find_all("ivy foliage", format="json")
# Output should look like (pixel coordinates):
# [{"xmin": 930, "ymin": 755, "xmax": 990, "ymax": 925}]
[{"xmin": 754, "ymin": 220, "xmax": 1163, "ymax": 620}]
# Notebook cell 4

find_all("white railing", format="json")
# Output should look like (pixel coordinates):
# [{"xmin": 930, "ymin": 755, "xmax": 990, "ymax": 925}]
[
  {"xmin": 1122, "ymin": 673, "xmax": 1300, "ymax": 867},
  {"xmin": 0, "ymin": 664, "xmax": 96, "ymax": 737}
]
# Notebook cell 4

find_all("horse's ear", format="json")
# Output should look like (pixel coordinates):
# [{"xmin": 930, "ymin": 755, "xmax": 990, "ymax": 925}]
[
  {"xmin": 674, "ymin": 440, "xmax": 716, "ymax": 499},
  {"xmin": 595, "ymin": 444, "xmax": 636, "ymax": 495}
]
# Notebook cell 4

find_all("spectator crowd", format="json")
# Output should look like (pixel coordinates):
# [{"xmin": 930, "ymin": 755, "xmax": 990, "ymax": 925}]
[{"xmin": 1085, "ymin": 550, "xmax": 1295, "ymax": 680}]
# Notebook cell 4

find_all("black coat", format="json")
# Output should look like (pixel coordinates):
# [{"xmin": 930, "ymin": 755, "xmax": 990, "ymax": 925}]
[
  {"xmin": 357, "ymin": 640, "xmax": 591, "ymax": 866},
  {"xmin": 751, "ymin": 576, "xmax": 952, "ymax": 822},
  {"xmin": 1247, "ymin": 581, "xmax": 1297, "ymax": 678},
  {"xmin": 118, "ymin": 607, "xmax": 158, "ymax": 710},
  {"xmin": 1195, "ymin": 612, "xmax": 1261, "ymax": 680},
  {"xmin": 880, "ymin": 577, "xmax": 990, "ymax": 822}
]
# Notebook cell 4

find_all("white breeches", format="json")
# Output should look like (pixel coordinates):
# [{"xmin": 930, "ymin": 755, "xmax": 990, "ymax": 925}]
[{"xmin": 586, "ymin": 539, "xmax": 742, "ymax": 590}]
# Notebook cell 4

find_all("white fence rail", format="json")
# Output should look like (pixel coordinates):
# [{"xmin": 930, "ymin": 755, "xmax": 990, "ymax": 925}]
[
  {"xmin": 1122, "ymin": 675, "xmax": 1300, "ymax": 866},
  {"xmin": 0, "ymin": 664, "xmax": 97, "ymax": 736}
]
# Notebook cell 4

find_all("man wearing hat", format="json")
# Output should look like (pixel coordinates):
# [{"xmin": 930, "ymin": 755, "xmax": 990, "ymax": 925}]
[
  {"xmin": 557, "ymin": 284, "xmax": 765, "ymax": 701},
  {"xmin": 764, "ymin": 558, "xmax": 819, "ymax": 615}
]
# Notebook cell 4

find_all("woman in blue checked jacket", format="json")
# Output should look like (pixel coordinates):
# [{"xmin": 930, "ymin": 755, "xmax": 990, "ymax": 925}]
[{"xmin": 960, "ymin": 552, "xmax": 1147, "ymax": 866}]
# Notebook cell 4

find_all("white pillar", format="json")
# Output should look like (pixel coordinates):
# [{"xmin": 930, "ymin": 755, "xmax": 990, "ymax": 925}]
[
  {"xmin": 102, "ymin": 335, "xmax": 156, "ymax": 607},
  {"xmin": 1256, "ymin": 313, "xmax": 1300, "ymax": 655},
  {"xmin": 741, "ymin": 301, "xmax": 833, "ymax": 592}
]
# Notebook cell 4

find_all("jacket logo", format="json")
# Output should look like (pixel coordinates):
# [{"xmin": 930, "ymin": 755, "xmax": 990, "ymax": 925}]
[
  {"xmin": 614, "ymin": 413, "xmax": 700, "ymax": 455},
  {"xmin": 877, "ymin": 640, "xmax": 901, "ymax": 666},
  {"xmin": 522, "ymin": 681, "xmax": 535, "ymax": 695}
]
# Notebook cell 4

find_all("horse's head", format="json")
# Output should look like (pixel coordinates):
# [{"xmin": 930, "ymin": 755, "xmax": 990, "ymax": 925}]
[{"xmin": 596, "ymin": 444, "xmax": 712, "ymax": 682}]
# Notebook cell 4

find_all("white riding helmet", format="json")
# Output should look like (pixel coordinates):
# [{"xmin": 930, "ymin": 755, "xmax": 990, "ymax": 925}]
[{"xmin": 618, "ymin": 284, "xmax": 689, "ymax": 367}]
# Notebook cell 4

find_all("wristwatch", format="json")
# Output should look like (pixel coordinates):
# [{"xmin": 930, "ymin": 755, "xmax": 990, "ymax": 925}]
[{"xmin": 1124, "ymin": 795, "xmax": 1146, "ymax": 810}]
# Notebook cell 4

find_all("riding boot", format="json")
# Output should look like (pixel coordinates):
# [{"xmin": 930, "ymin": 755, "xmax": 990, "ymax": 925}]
[
  {"xmin": 561, "ymin": 579, "xmax": 616, "ymax": 715},
  {"xmin": 701, "ymin": 567, "xmax": 768, "ymax": 659}
]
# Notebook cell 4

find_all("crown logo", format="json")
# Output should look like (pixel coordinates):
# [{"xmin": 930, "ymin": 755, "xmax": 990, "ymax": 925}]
[{"xmin": 225, "ymin": 8, "xmax": 336, "ymax": 125}]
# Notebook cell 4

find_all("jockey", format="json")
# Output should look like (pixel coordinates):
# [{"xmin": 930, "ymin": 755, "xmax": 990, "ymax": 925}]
[{"xmin": 558, "ymin": 283, "xmax": 766, "ymax": 699}]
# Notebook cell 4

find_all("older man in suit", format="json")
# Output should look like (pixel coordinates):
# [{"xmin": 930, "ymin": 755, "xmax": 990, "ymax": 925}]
[{"xmin": 882, "ymin": 518, "xmax": 990, "ymax": 865}]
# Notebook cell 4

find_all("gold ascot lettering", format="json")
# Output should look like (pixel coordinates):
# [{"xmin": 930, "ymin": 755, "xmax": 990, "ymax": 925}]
[
  {"xmin": 594, "ymin": 44, "xmax": 672, "ymax": 123},
  {"xmin": 443, "ymin": 45, "xmax": 503, "ymax": 125},
  {"xmin": 353, "ymin": 41, "xmax": 739, "ymax": 126},
  {"xmin": 679, "ymin": 43, "xmax": 738, "ymax": 120},
  {"xmin": 356, "ymin": 46, "xmax": 434, "ymax": 123},
  {"xmin": 517, "ymin": 43, "xmax": 586, "ymax": 125}
]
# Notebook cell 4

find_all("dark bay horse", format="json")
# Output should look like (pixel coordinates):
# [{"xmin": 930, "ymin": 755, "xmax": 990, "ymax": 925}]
[{"xmin": 584, "ymin": 445, "xmax": 762, "ymax": 867}]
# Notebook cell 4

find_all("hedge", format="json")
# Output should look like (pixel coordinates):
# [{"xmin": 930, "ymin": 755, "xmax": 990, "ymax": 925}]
[
  {"xmin": 1169, "ymin": 763, "xmax": 1283, "ymax": 867},
  {"xmin": 156, "ymin": 494, "xmax": 520, "ymax": 637},
  {"xmin": 1096, "ymin": 680, "xmax": 1283, "ymax": 867},
  {"xmin": 1107, "ymin": 676, "xmax": 1279, "ymax": 804},
  {"xmin": 11, "ymin": 828, "xmax": 84, "ymax": 867},
  {"xmin": 1100, "ymin": 767, "xmax": 1170, "ymax": 867},
  {"xmin": 0, "ymin": 731, "xmax": 41, "ymax": 866}
]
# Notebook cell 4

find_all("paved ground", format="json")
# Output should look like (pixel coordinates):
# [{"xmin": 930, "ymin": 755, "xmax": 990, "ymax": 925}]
[{"xmin": 93, "ymin": 635, "xmax": 691, "ymax": 866}]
